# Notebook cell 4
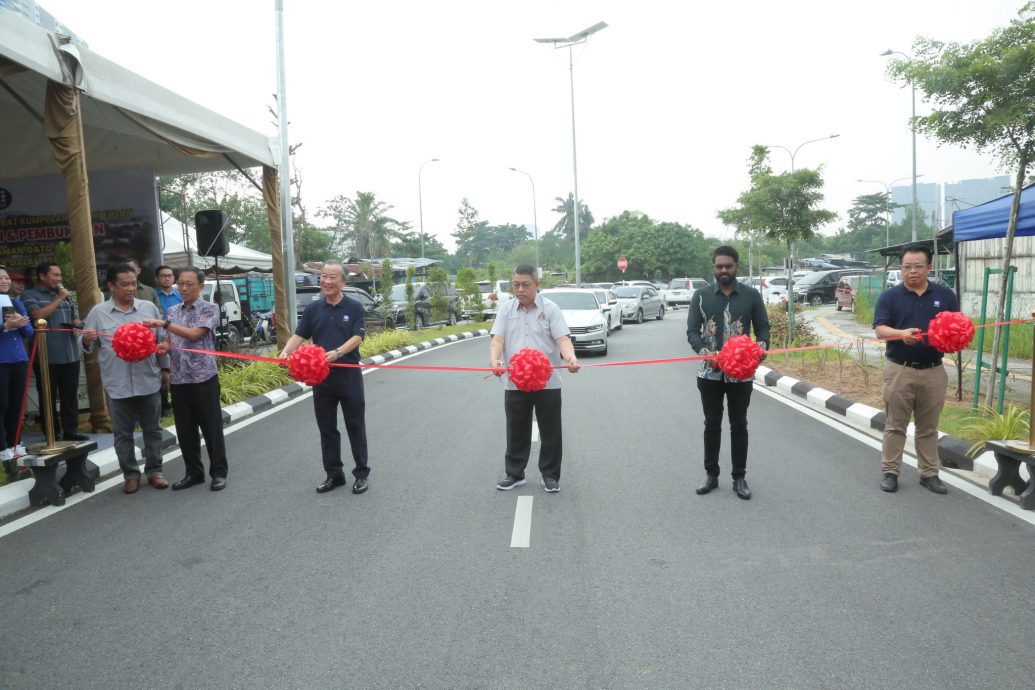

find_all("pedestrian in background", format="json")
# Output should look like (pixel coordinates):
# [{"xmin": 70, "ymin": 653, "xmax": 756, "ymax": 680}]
[
  {"xmin": 154, "ymin": 265, "xmax": 182, "ymax": 416},
  {"xmin": 280, "ymin": 260, "xmax": 370, "ymax": 495},
  {"xmin": 873, "ymin": 244, "xmax": 957, "ymax": 494},
  {"xmin": 687, "ymin": 245, "xmax": 769, "ymax": 500},
  {"xmin": 126, "ymin": 258, "xmax": 162, "ymax": 312},
  {"xmin": 82, "ymin": 263, "xmax": 169, "ymax": 494},
  {"xmin": 22, "ymin": 261, "xmax": 87, "ymax": 442},
  {"xmin": 0, "ymin": 267, "xmax": 33, "ymax": 469},
  {"xmin": 489, "ymin": 263, "xmax": 579, "ymax": 493}
]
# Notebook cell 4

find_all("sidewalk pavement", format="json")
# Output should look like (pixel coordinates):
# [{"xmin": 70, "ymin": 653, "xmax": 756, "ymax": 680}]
[{"xmin": 0, "ymin": 328, "xmax": 491, "ymax": 523}]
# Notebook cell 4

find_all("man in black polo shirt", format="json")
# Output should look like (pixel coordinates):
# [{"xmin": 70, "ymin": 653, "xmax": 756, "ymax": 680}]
[
  {"xmin": 873, "ymin": 244, "xmax": 958, "ymax": 494},
  {"xmin": 280, "ymin": 261, "xmax": 370, "ymax": 495}
]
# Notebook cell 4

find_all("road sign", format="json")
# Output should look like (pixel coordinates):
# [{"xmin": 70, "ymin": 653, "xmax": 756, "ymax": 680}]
[{"xmin": 617, "ymin": 257, "xmax": 628, "ymax": 271}]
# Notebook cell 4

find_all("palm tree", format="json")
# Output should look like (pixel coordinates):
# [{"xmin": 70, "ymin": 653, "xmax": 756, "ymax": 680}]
[
  {"xmin": 550, "ymin": 193, "xmax": 594, "ymax": 242},
  {"xmin": 320, "ymin": 192, "xmax": 407, "ymax": 259}
]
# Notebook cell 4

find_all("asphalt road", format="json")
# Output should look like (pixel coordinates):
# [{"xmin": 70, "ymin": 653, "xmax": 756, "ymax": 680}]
[{"xmin": 2, "ymin": 311, "xmax": 1035, "ymax": 689}]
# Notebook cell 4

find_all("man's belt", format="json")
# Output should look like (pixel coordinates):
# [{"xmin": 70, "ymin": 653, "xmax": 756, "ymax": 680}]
[{"xmin": 886, "ymin": 355, "xmax": 942, "ymax": 369}]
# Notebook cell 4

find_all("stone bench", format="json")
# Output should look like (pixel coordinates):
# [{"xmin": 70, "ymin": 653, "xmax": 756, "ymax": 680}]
[
  {"xmin": 985, "ymin": 441, "xmax": 1035, "ymax": 510},
  {"xmin": 19, "ymin": 441, "xmax": 100, "ymax": 507}
]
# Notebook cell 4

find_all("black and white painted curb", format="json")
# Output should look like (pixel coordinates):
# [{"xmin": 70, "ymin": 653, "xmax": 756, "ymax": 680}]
[
  {"xmin": 754, "ymin": 364, "xmax": 1007, "ymax": 482},
  {"xmin": 0, "ymin": 328, "xmax": 491, "ymax": 521}
]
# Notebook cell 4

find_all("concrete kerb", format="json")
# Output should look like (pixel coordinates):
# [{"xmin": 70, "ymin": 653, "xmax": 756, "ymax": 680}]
[
  {"xmin": 753, "ymin": 364, "xmax": 1017, "ymax": 486},
  {"xmin": 0, "ymin": 328, "xmax": 491, "ymax": 522}
]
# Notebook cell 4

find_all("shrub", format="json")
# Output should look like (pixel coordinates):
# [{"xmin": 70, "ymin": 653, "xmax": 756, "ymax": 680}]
[
  {"xmin": 219, "ymin": 360, "xmax": 293, "ymax": 406},
  {"xmin": 766, "ymin": 304, "xmax": 820, "ymax": 349}
]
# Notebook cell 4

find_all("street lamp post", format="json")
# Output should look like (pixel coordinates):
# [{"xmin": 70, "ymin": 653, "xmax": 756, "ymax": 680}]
[
  {"xmin": 882, "ymin": 49, "xmax": 919, "ymax": 243},
  {"xmin": 509, "ymin": 167, "xmax": 540, "ymax": 277},
  {"xmin": 535, "ymin": 21, "xmax": 608, "ymax": 287},
  {"xmin": 856, "ymin": 174, "xmax": 922, "ymax": 248},
  {"xmin": 418, "ymin": 158, "xmax": 439, "ymax": 259},
  {"xmin": 763, "ymin": 134, "xmax": 839, "ymax": 340}
]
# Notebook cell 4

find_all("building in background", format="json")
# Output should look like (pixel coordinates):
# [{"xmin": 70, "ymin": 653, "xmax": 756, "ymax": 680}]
[
  {"xmin": 944, "ymin": 175, "xmax": 1012, "ymax": 225},
  {"xmin": 890, "ymin": 182, "xmax": 941, "ymax": 226}
]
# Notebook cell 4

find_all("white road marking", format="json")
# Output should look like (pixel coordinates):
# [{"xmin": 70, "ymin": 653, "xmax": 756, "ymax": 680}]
[
  {"xmin": 754, "ymin": 384, "xmax": 1035, "ymax": 528},
  {"xmin": 510, "ymin": 495, "xmax": 533, "ymax": 548},
  {"xmin": 531, "ymin": 414, "xmax": 539, "ymax": 444}
]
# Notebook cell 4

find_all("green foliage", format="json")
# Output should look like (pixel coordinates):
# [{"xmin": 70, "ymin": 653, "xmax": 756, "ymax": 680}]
[
  {"xmin": 549, "ymin": 193, "xmax": 594, "ymax": 243},
  {"xmin": 456, "ymin": 267, "xmax": 485, "ymax": 322},
  {"xmin": 580, "ymin": 211, "xmax": 713, "ymax": 281},
  {"xmin": 428, "ymin": 266, "xmax": 450, "ymax": 323},
  {"xmin": 360, "ymin": 329, "xmax": 413, "ymax": 359},
  {"xmin": 219, "ymin": 360, "xmax": 293, "ymax": 406},
  {"xmin": 957, "ymin": 404, "xmax": 1030, "ymax": 457},
  {"xmin": 453, "ymin": 197, "xmax": 482, "ymax": 266},
  {"xmin": 765, "ymin": 303, "xmax": 820, "ymax": 349},
  {"xmin": 318, "ymin": 191, "xmax": 408, "ymax": 259},
  {"xmin": 378, "ymin": 259, "xmax": 395, "ymax": 325},
  {"xmin": 405, "ymin": 266, "xmax": 417, "ymax": 328}
]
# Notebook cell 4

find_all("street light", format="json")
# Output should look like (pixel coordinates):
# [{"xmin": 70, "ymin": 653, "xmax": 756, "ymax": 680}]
[
  {"xmin": 418, "ymin": 158, "xmax": 439, "ymax": 259},
  {"xmin": 509, "ymin": 167, "xmax": 540, "ymax": 277},
  {"xmin": 855, "ymin": 174, "xmax": 922, "ymax": 248},
  {"xmin": 534, "ymin": 21, "xmax": 608, "ymax": 287},
  {"xmin": 763, "ymin": 134, "xmax": 839, "ymax": 340},
  {"xmin": 882, "ymin": 49, "xmax": 919, "ymax": 243}
]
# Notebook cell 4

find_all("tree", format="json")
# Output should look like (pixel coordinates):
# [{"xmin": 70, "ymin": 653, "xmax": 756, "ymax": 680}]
[
  {"xmin": 889, "ymin": 3, "xmax": 1035, "ymax": 405},
  {"xmin": 405, "ymin": 266, "xmax": 417, "ymax": 329},
  {"xmin": 318, "ymin": 191, "xmax": 407, "ymax": 259},
  {"xmin": 717, "ymin": 145, "xmax": 837, "ymax": 344},
  {"xmin": 455, "ymin": 267, "xmax": 484, "ymax": 322},
  {"xmin": 453, "ymin": 197, "xmax": 481, "ymax": 266},
  {"xmin": 428, "ymin": 266, "xmax": 450, "ymax": 324},
  {"xmin": 393, "ymin": 232, "xmax": 448, "ymax": 260},
  {"xmin": 549, "ymin": 193, "xmax": 594, "ymax": 243},
  {"xmin": 159, "ymin": 171, "xmax": 269, "ymax": 250},
  {"xmin": 377, "ymin": 259, "xmax": 395, "ymax": 327}
]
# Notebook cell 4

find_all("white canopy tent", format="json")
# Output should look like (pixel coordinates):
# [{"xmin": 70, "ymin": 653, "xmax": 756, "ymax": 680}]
[{"xmin": 160, "ymin": 213, "xmax": 273, "ymax": 273}]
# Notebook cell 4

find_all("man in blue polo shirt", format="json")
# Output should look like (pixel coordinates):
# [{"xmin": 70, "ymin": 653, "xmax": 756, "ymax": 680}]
[
  {"xmin": 280, "ymin": 260, "xmax": 369, "ymax": 495},
  {"xmin": 873, "ymin": 244, "xmax": 958, "ymax": 495}
]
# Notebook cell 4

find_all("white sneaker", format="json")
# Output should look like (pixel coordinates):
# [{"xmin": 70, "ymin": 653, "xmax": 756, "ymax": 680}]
[
  {"xmin": 0, "ymin": 448, "xmax": 14, "ymax": 461},
  {"xmin": 14, "ymin": 444, "xmax": 26, "ymax": 457}
]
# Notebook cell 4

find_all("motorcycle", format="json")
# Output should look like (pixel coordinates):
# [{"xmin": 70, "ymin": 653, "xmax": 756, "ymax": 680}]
[{"xmin": 251, "ymin": 309, "xmax": 275, "ymax": 345}]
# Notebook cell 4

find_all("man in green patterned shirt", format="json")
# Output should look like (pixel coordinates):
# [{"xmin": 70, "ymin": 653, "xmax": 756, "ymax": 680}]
[{"xmin": 686, "ymin": 245, "xmax": 769, "ymax": 500}]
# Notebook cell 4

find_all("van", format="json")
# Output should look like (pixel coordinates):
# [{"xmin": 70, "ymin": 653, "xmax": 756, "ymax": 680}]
[{"xmin": 886, "ymin": 270, "xmax": 902, "ymax": 288}]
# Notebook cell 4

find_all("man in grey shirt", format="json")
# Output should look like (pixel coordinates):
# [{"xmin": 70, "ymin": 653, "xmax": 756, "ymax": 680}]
[
  {"xmin": 22, "ymin": 261, "xmax": 86, "ymax": 441},
  {"xmin": 82, "ymin": 263, "xmax": 169, "ymax": 495},
  {"xmin": 489, "ymin": 264, "xmax": 580, "ymax": 493}
]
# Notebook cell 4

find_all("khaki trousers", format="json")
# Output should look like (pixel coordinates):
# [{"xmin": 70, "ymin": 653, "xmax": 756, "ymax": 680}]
[{"xmin": 881, "ymin": 362, "xmax": 947, "ymax": 477}]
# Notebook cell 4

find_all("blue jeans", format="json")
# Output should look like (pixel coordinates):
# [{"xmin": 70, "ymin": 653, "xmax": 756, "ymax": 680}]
[{"xmin": 107, "ymin": 393, "xmax": 163, "ymax": 479}]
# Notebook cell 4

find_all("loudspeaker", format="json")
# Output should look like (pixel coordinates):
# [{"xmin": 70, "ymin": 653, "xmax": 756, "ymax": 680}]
[{"xmin": 195, "ymin": 210, "xmax": 230, "ymax": 257}]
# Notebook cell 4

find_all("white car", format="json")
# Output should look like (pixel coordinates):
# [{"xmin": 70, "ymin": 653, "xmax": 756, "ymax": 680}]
[
  {"xmin": 664, "ymin": 277, "xmax": 708, "ymax": 309},
  {"xmin": 540, "ymin": 288, "xmax": 609, "ymax": 355},
  {"xmin": 473, "ymin": 280, "xmax": 513, "ymax": 318},
  {"xmin": 886, "ymin": 270, "xmax": 902, "ymax": 288},
  {"xmin": 591, "ymin": 288, "xmax": 623, "ymax": 334}
]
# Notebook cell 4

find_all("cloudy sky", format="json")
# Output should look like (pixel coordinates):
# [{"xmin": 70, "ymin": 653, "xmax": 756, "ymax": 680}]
[{"xmin": 40, "ymin": 0, "xmax": 1026, "ymax": 250}]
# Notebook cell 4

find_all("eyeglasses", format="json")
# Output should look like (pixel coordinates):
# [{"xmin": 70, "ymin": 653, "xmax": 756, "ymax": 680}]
[{"xmin": 901, "ymin": 264, "xmax": 929, "ymax": 272}]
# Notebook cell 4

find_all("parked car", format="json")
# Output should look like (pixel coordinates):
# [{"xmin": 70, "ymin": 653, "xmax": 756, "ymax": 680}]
[
  {"xmin": 540, "ymin": 288, "xmax": 609, "ymax": 355},
  {"xmin": 664, "ymin": 277, "xmax": 708, "ymax": 309},
  {"xmin": 886, "ymin": 269, "xmax": 902, "ymax": 288},
  {"xmin": 795, "ymin": 269, "xmax": 870, "ymax": 306},
  {"xmin": 612, "ymin": 285, "xmax": 665, "ymax": 323},
  {"xmin": 472, "ymin": 280, "xmax": 513, "ymax": 319},
  {"xmin": 386, "ymin": 281, "xmax": 462, "ymax": 329},
  {"xmin": 835, "ymin": 275, "xmax": 863, "ymax": 313},
  {"xmin": 591, "ymin": 289, "xmax": 623, "ymax": 334},
  {"xmin": 295, "ymin": 285, "xmax": 387, "ymax": 331},
  {"xmin": 760, "ymin": 275, "xmax": 789, "ymax": 304}
]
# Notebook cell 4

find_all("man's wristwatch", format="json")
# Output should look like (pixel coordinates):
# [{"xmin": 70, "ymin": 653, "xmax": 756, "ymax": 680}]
[{"xmin": 163, "ymin": 320, "xmax": 171, "ymax": 329}]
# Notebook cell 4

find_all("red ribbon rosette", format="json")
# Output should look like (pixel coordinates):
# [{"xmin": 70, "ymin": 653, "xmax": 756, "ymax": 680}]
[
  {"xmin": 715, "ymin": 335, "xmax": 765, "ymax": 380},
  {"xmin": 112, "ymin": 322, "xmax": 157, "ymax": 362},
  {"xmin": 926, "ymin": 311, "xmax": 975, "ymax": 353},
  {"xmin": 288, "ymin": 344, "xmax": 331, "ymax": 386},
  {"xmin": 508, "ymin": 348, "xmax": 554, "ymax": 392}
]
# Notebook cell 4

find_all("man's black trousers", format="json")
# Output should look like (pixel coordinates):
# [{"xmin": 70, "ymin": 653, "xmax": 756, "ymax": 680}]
[
  {"xmin": 696, "ymin": 377, "xmax": 753, "ymax": 479},
  {"xmin": 312, "ymin": 368, "xmax": 369, "ymax": 480},
  {"xmin": 171, "ymin": 375, "xmax": 228, "ymax": 479},
  {"xmin": 33, "ymin": 360, "xmax": 79, "ymax": 440},
  {"xmin": 504, "ymin": 388, "xmax": 562, "ymax": 481}
]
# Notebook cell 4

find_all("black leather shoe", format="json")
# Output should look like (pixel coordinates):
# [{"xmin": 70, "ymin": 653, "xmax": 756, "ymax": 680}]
[
  {"xmin": 732, "ymin": 478, "xmax": 751, "ymax": 500},
  {"xmin": 919, "ymin": 475, "xmax": 948, "ymax": 494},
  {"xmin": 172, "ymin": 475, "xmax": 205, "ymax": 491},
  {"xmin": 880, "ymin": 473, "xmax": 898, "ymax": 492},
  {"xmin": 210, "ymin": 477, "xmax": 227, "ymax": 492},
  {"xmin": 352, "ymin": 478, "xmax": 368, "ymax": 494},
  {"xmin": 316, "ymin": 474, "xmax": 347, "ymax": 493},
  {"xmin": 695, "ymin": 475, "xmax": 719, "ymax": 494}
]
